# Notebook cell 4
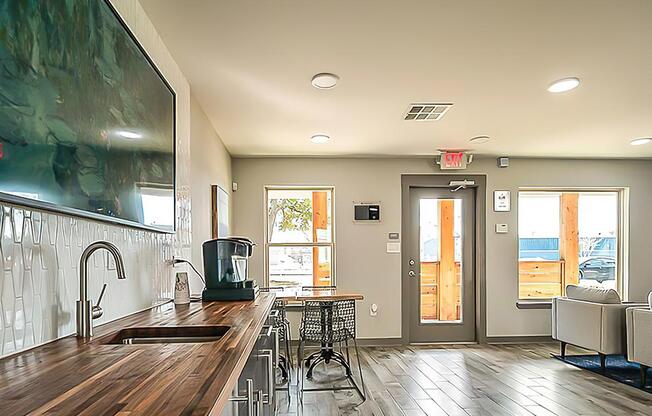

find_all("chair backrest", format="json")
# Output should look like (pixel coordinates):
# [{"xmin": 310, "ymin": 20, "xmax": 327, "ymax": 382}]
[{"xmin": 300, "ymin": 299, "xmax": 356, "ymax": 343}]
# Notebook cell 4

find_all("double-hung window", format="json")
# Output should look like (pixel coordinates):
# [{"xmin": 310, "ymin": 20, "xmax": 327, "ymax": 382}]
[
  {"xmin": 265, "ymin": 187, "xmax": 334, "ymax": 288},
  {"xmin": 518, "ymin": 190, "xmax": 623, "ymax": 299}
]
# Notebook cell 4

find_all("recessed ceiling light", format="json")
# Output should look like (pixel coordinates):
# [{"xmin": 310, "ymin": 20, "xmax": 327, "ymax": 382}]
[
  {"xmin": 630, "ymin": 138, "xmax": 652, "ymax": 146},
  {"xmin": 311, "ymin": 73, "xmax": 339, "ymax": 89},
  {"xmin": 116, "ymin": 130, "xmax": 143, "ymax": 139},
  {"xmin": 310, "ymin": 134, "xmax": 330, "ymax": 144},
  {"xmin": 469, "ymin": 135, "xmax": 491, "ymax": 144},
  {"xmin": 547, "ymin": 77, "xmax": 580, "ymax": 93}
]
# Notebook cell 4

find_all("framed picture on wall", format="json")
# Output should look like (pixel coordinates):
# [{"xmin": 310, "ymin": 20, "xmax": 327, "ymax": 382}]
[
  {"xmin": 494, "ymin": 190, "xmax": 511, "ymax": 212},
  {"xmin": 211, "ymin": 185, "xmax": 229, "ymax": 238}
]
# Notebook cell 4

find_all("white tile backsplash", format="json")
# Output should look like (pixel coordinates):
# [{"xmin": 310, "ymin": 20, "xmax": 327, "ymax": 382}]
[{"xmin": 0, "ymin": 203, "xmax": 187, "ymax": 357}]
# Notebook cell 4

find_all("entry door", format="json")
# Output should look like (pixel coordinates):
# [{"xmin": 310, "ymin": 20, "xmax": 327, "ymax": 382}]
[{"xmin": 407, "ymin": 187, "xmax": 476, "ymax": 343}]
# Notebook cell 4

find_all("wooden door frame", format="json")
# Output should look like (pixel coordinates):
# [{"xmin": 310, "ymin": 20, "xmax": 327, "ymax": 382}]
[{"xmin": 401, "ymin": 174, "xmax": 487, "ymax": 344}]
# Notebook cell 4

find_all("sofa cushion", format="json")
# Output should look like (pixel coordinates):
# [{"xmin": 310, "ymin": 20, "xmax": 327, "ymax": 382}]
[{"xmin": 566, "ymin": 284, "xmax": 621, "ymax": 304}]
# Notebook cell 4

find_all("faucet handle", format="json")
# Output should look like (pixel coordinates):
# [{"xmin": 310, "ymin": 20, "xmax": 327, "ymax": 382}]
[{"xmin": 92, "ymin": 283, "xmax": 107, "ymax": 319}]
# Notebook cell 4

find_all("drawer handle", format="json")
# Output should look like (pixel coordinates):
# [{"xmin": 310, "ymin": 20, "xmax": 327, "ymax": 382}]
[{"xmin": 229, "ymin": 378, "xmax": 255, "ymax": 414}]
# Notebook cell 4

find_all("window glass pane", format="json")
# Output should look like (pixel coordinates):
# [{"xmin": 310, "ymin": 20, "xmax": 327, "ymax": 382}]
[
  {"xmin": 268, "ymin": 246, "xmax": 332, "ymax": 288},
  {"xmin": 267, "ymin": 189, "xmax": 332, "ymax": 243},
  {"xmin": 578, "ymin": 193, "xmax": 618, "ymax": 291},
  {"xmin": 518, "ymin": 192, "xmax": 560, "ymax": 261},
  {"xmin": 518, "ymin": 190, "xmax": 621, "ymax": 299},
  {"xmin": 518, "ymin": 192, "xmax": 562, "ymax": 299},
  {"xmin": 419, "ymin": 199, "xmax": 439, "ymax": 261}
]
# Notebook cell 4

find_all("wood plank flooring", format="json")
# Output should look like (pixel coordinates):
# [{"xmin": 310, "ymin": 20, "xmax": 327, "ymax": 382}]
[{"xmin": 276, "ymin": 344, "xmax": 652, "ymax": 416}]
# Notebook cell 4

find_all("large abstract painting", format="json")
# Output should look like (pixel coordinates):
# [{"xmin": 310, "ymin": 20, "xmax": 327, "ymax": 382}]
[{"xmin": 0, "ymin": 0, "xmax": 176, "ymax": 232}]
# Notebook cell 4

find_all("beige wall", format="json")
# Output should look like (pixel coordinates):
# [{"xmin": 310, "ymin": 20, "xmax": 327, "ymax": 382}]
[
  {"xmin": 190, "ymin": 95, "xmax": 232, "ymax": 292},
  {"xmin": 232, "ymin": 157, "xmax": 652, "ymax": 339}
]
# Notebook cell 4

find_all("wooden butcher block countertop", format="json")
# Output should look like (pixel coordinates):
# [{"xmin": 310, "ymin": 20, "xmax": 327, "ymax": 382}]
[{"xmin": 0, "ymin": 293, "xmax": 275, "ymax": 416}]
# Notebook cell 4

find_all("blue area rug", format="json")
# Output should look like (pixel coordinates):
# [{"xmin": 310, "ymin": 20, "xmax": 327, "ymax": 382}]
[{"xmin": 553, "ymin": 354, "xmax": 652, "ymax": 394}]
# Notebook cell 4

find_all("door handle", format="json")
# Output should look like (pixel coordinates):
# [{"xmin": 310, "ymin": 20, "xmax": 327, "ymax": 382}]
[{"xmin": 408, "ymin": 270, "xmax": 416, "ymax": 277}]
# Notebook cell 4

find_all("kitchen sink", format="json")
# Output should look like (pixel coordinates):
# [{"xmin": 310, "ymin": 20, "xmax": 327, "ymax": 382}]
[{"xmin": 106, "ymin": 325, "xmax": 231, "ymax": 345}]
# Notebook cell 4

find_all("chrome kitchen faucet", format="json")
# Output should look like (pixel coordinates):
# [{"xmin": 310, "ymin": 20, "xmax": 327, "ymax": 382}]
[{"xmin": 76, "ymin": 241, "xmax": 127, "ymax": 338}]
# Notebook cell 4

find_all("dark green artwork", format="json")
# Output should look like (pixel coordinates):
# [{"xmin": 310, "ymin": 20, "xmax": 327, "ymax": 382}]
[{"xmin": 0, "ymin": 0, "xmax": 175, "ymax": 232}]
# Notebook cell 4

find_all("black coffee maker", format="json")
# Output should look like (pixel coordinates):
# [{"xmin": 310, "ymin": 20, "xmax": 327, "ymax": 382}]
[{"xmin": 202, "ymin": 237, "xmax": 259, "ymax": 301}]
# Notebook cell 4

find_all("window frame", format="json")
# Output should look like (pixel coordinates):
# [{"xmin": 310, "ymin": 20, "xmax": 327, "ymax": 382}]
[
  {"xmin": 516, "ymin": 187, "xmax": 628, "ymax": 301},
  {"xmin": 263, "ymin": 185, "xmax": 336, "ymax": 288}
]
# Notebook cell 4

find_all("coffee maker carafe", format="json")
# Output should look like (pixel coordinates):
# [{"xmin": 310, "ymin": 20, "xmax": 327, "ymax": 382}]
[{"xmin": 202, "ymin": 237, "xmax": 259, "ymax": 301}]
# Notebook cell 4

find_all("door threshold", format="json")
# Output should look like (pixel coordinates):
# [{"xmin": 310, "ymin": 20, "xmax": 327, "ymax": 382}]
[{"xmin": 409, "ymin": 341, "xmax": 478, "ymax": 346}]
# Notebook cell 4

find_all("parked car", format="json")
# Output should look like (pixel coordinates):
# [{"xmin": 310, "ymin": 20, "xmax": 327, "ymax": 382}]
[{"xmin": 579, "ymin": 257, "xmax": 616, "ymax": 283}]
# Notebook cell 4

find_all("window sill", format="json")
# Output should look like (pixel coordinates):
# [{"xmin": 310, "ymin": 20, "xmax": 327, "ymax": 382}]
[{"xmin": 516, "ymin": 300, "xmax": 552, "ymax": 309}]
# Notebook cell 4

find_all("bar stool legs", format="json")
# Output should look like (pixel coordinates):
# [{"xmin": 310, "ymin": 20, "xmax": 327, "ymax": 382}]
[{"xmin": 297, "ymin": 338, "xmax": 366, "ymax": 402}]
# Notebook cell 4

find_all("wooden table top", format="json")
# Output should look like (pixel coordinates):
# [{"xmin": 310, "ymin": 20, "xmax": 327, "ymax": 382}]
[
  {"xmin": 0, "ymin": 293, "xmax": 276, "ymax": 416},
  {"xmin": 275, "ymin": 288, "xmax": 364, "ymax": 302}
]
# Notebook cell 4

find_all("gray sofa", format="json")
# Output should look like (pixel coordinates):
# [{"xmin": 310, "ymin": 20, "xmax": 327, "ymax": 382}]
[{"xmin": 552, "ymin": 285, "xmax": 646, "ymax": 369}]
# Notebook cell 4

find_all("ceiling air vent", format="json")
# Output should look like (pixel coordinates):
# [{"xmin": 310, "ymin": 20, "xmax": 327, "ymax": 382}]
[{"xmin": 404, "ymin": 103, "xmax": 453, "ymax": 121}]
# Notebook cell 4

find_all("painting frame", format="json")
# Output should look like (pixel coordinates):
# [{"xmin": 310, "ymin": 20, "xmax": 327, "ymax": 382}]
[{"xmin": 0, "ymin": 0, "xmax": 177, "ymax": 234}]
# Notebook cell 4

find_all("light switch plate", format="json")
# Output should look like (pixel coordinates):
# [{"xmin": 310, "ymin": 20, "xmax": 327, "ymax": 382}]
[
  {"xmin": 386, "ymin": 242, "xmax": 400, "ymax": 253},
  {"xmin": 495, "ymin": 223, "xmax": 508, "ymax": 234}
]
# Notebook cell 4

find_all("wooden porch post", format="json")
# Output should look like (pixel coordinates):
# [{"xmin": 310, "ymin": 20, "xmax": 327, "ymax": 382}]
[
  {"xmin": 439, "ymin": 200, "xmax": 457, "ymax": 320},
  {"xmin": 560, "ymin": 193, "xmax": 579, "ymax": 289},
  {"xmin": 312, "ymin": 192, "xmax": 328, "ymax": 286}
]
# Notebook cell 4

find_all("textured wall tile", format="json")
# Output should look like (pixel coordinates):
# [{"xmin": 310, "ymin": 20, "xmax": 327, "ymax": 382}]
[{"xmin": 0, "ymin": 197, "xmax": 186, "ymax": 357}]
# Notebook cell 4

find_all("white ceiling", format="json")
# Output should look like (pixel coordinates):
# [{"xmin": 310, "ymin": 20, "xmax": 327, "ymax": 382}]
[{"xmin": 139, "ymin": 0, "xmax": 652, "ymax": 158}]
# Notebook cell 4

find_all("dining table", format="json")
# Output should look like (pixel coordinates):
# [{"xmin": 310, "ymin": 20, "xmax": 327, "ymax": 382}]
[{"xmin": 274, "ymin": 287, "xmax": 364, "ymax": 303}]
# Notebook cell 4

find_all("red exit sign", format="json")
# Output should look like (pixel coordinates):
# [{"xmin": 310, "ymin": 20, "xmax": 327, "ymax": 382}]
[{"xmin": 440, "ymin": 151, "xmax": 468, "ymax": 170}]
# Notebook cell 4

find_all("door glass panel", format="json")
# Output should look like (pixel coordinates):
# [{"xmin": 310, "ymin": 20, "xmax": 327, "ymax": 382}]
[{"xmin": 419, "ymin": 198, "xmax": 462, "ymax": 323}]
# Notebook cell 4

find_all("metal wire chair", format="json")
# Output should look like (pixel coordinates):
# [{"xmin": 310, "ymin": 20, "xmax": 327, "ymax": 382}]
[{"xmin": 297, "ymin": 299, "xmax": 366, "ymax": 401}]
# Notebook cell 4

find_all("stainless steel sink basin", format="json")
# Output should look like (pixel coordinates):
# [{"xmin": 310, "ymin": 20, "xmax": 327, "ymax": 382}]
[{"xmin": 106, "ymin": 325, "xmax": 230, "ymax": 345}]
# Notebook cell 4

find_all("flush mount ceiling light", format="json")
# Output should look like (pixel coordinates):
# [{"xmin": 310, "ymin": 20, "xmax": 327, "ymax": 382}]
[
  {"xmin": 547, "ymin": 77, "xmax": 580, "ymax": 93},
  {"xmin": 311, "ymin": 73, "xmax": 339, "ymax": 89},
  {"xmin": 310, "ymin": 134, "xmax": 330, "ymax": 144},
  {"xmin": 469, "ymin": 135, "xmax": 491, "ymax": 144},
  {"xmin": 115, "ymin": 130, "xmax": 143, "ymax": 139},
  {"xmin": 630, "ymin": 138, "xmax": 652, "ymax": 146}
]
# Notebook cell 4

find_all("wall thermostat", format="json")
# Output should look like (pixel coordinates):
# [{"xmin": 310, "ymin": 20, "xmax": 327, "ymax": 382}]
[
  {"xmin": 354, "ymin": 203, "xmax": 380, "ymax": 222},
  {"xmin": 497, "ymin": 157, "xmax": 509, "ymax": 168}
]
